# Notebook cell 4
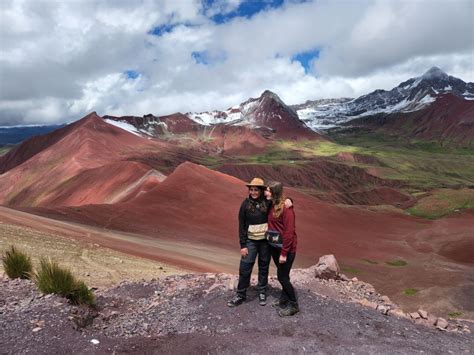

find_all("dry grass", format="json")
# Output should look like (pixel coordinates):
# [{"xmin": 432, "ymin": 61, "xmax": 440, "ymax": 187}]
[
  {"xmin": 1, "ymin": 245, "xmax": 32, "ymax": 279},
  {"xmin": 0, "ymin": 222, "xmax": 186, "ymax": 287}
]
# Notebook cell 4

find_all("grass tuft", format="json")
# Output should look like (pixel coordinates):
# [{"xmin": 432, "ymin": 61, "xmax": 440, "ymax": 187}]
[
  {"xmin": 403, "ymin": 288, "xmax": 419, "ymax": 296},
  {"xmin": 448, "ymin": 311, "xmax": 462, "ymax": 318},
  {"xmin": 385, "ymin": 259, "xmax": 408, "ymax": 267},
  {"xmin": 2, "ymin": 245, "xmax": 33, "ymax": 279},
  {"xmin": 33, "ymin": 257, "xmax": 95, "ymax": 306}
]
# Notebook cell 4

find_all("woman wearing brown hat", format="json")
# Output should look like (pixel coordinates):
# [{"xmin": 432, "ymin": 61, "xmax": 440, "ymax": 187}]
[
  {"xmin": 227, "ymin": 177, "xmax": 271, "ymax": 307},
  {"xmin": 228, "ymin": 177, "xmax": 292, "ymax": 308}
]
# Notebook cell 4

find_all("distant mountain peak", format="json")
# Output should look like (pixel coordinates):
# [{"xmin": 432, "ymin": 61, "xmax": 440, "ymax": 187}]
[
  {"xmin": 421, "ymin": 66, "xmax": 448, "ymax": 80},
  {"xmin": 293, "ymin": 68, "xmax": 474, "ymax": 131},
  {"xmin": 260, "ymin": 89, "xmax": 280, "ymax": 100}
]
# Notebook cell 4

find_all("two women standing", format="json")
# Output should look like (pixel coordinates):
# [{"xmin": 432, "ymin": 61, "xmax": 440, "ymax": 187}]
[{"xmin": 228, "ymin": 177, "xmax": 299, "ymax": 317}]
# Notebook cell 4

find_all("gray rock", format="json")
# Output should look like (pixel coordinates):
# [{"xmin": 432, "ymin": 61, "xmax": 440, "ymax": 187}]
[
  {"xmin": 435, "ymin": 318, "xmax": 448, "ymax": 330},
  {"xmin": 409, "ymin": 312, "xmax": 421, "ymax": 320},
  {"xmin": 315, "ymin": 254, "xmax": 340, "ymax": 280},
  {"xmin": 377, "ymin": 305, "xmax": 389, "ymax": 315},
  {"xmin": 418, "ymin": 309, "xmax": 428, "ymax": 319}
]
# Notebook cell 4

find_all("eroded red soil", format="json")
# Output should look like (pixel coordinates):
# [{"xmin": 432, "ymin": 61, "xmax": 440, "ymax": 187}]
[{"xmin": 10, "ymin": 162, "xmax": 473, "ymax": 318}]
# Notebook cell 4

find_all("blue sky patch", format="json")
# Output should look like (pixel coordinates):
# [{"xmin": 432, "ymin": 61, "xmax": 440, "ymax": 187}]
[
  {"xmin": 192, "ymin": 50, "xmax": 227, "ymax": 66},
  {"xmin": 125, "ymin": 70, "xmax": 140, "ymax": 79},
  {"xmin": 292, "ymin": 48, "xmax": 320, "ymax": 73},
  {"xmin": 192, "ymin": 51, "xmax": 210, "ymax": 65},
  {"xmin": 148, "ymin": 23, "xmax": 176, "ymax": 36},
  {"xmin": 205, "ymin": 0, "xmax": 285, "ymax": 24}
]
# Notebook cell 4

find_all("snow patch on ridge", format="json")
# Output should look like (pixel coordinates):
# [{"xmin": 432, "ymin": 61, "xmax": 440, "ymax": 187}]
[{"xmin": 104, "ymin": 119, "xmax": 142, "ymax": 136}]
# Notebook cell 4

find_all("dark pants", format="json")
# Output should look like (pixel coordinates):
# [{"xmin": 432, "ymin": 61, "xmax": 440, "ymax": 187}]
[
  {"xmin": 237, "ymin": 240, "xmax": 271, "ymax": 297},
  {"xmin": 270, "ymin": 247, "xmax": 297, "ymax": 303}
]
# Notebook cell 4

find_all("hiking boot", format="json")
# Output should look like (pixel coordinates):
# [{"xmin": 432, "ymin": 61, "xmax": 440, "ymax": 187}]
[
  {"xmin": 271, "ymin": 298, "xmax": 288, "ymax": 309},
  {"xmin": 259, "ymin": 293, "xmax": 267, "ymax": 306},
  {"xmin": 227, "ymin": 294, "xmax": 246, "ymax": 307},
  {"xmin": 278, "ymin": 301, "xmax": 299, "ymax": 317}
]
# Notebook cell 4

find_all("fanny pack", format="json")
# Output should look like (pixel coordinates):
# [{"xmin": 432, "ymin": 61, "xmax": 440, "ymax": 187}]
[
  {"xmin": 265, "ymin": 230, "xmax": 283, "ymax": 248},
  {"xmin": 248, "ymin": 223, "xmax": 268, "ymax": 240}
]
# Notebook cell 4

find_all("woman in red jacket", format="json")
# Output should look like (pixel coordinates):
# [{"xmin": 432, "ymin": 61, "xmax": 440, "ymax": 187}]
[{"xmin": 266, "ymin": 181, "xmax": 299, "ymax": 317}]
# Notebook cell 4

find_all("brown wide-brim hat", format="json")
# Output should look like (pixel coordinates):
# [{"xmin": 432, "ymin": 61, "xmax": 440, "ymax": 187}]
[{"xmin": 245, "ymin": 177, "xmax": 266, "ymax": 188}]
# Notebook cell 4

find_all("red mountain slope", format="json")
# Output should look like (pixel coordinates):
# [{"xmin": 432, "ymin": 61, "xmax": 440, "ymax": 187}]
[
  {"xmin": 0, "ymin": 112, "xmax": 163, "ymax": 207},
  {"xmin": 0, "ymin": 113, "xmax": 98, "ymax": 174}
]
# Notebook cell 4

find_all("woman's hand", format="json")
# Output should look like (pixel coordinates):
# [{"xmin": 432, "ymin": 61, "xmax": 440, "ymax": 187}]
[
  {"xmin": 240, "ymin": 248, "xmax": 249, "ymax": 257},
  {"xmin": 279, "ymin": 255, "xmax": 287, "ymax": 263},
  {"xmin": 284, "ymin": 198, "xmax": 293, "ymax": 208}
]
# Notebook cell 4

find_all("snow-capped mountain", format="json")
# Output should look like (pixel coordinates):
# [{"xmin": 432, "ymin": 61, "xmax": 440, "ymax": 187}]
[
  {"xmin": 103, "ymin": 67, "xmax": 471, "ymax": 142},
  {"xmin": 103, "ymin": 91, "xmax": 318, "ymax": 140},
  {"xmin": 292, "ymin": 67, "xmax": 474, "ymax": 131},
  {"xmin": 188, "ymin": 90, "xmax": 297, "ymax": 127},
  {"xmin": 188, "ymin": 90, "xmax": 317, "ymax": 138}
]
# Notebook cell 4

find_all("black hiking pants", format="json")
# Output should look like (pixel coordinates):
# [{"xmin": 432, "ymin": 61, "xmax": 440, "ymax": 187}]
[
  {"xmin": 237, "ymin": 239, "xmax": 271, "ymax": 297},
  {"xmin": 270, "ymin": 247, "xmax": 297, "ymax": 303}
]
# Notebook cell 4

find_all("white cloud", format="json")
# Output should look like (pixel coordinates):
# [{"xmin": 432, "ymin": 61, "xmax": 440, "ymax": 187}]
[
  {"xmin": 0, "ymin": 0, "xmax": 472, "ymax": 125},
  {"xmin": 204, "ymin": 0, "xmax": 244, "ymax": 18}
]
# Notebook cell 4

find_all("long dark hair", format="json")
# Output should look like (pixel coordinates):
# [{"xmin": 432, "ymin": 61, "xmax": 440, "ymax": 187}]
[{"xmin": 267, "ymin": 181, "xmax": 285, "ymax": 218}]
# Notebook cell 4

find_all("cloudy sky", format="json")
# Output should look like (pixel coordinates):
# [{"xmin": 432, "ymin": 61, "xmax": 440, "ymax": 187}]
[{"xmin": 0, "ymin": 0, "xmax": 473, "ymax": 126}]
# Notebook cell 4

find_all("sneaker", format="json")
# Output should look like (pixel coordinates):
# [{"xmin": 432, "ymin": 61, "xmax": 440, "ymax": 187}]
[
  {"xmin": 278, "ymin": 301, "xmax": 299, "ymax": 317},
  {"xmin": 258, "ymin": 293, "xmax": 267, "ymax": 306},
  {"xmin": 227, "ymin": 294, "xmax": 246, "ymax": 307}
]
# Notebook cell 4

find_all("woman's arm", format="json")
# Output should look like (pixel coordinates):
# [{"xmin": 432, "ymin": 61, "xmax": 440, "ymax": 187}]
[
  {"xmin": 280, "ymin": 207, "xmax": 296, "ymax": 258},
  {"xmin": 238, "ymin": 200, "xmax": 248, "ymax": 249}
]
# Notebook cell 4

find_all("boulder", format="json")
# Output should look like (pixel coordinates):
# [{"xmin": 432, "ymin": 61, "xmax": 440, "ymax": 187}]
[
  {"xmin": 389, "ymin": 308, "xmax": 408, "ymax": 319},
  {"xmin": 418, "ymin": 309, "xmax": 428, "ymax": 319},
  {"xmin": 436, "ymin": 318, "xmax": 448, "ymax": 330},
  {"xmin": 314, "ymin": 254, "xmax": 340, "ymax": 280},
  {"xmin": 409, "ymin": 312, "xmax": 421, "ymax": 319}
]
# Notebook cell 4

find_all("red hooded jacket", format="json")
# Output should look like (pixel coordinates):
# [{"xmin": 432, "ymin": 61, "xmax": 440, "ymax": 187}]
[{"xmin": 267, "ymin": 205, "xmax": 297, "ymax": 257}]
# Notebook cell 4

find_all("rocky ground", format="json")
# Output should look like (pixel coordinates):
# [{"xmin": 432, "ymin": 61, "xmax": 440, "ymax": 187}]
[{"xmin": 1, "ymin": 266, "xmax": 472, "ymax": 354}]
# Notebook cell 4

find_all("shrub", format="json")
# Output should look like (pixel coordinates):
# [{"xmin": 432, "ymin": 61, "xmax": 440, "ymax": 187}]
[
  {"xmin": 70, "ymin": 281, "xmax": 96, "ymax": 306},
  {"xmin": 34, "ymin": 257, "xmax": 95, "ymax": 306},
  {"xmin": 2, "ymin": 245, "xmax": 32, "ymax": 279}
]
